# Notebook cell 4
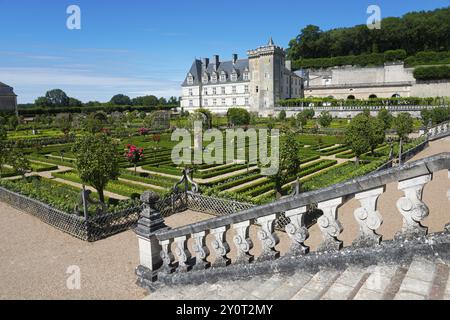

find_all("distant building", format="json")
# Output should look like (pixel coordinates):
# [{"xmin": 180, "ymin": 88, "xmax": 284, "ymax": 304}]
[
  {"xmin": 181, "ymin": 38, "xmax": 303, "ymax": 116},
  {"xmin": 0, "ymin": 82, "xmax": 18, "ymax": 114},
  {"xmin": 299, "ymin": 62, "xmax": 450, "ymax": 100}
]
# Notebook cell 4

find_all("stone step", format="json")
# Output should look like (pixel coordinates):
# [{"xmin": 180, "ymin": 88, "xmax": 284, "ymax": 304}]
[
  {"xmin": 394, "ymin": 257, "xmax": 437, "ymax": 300},
  {"xmin": 354, "ymin": 264, "xmax": 402, "ymax": 300},
  {"xmin": 321, "ymin": 266, "xmax": 372, "ymax": 300},
  {"xmin": 266, "ymin": 271, "xmax": 314, "ymax": 300},
  {"xmin": 290, "ymin": 269, "xmax": 342, "ymax": 300}
]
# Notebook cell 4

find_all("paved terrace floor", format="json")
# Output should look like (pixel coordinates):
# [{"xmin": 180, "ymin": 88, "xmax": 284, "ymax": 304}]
[{"xmin": 0, "ymin": 136, "xmax": 449, "ymax": 299}]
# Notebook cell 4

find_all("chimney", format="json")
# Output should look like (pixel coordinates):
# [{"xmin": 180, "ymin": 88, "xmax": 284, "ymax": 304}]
[
  {"xmin": 213, "ymin": 55, "xmax": 220, "ymax": 70},
  {"xmin": 285, "ymin": 60, "xmax": 292, "ymax": 71},
  {"xmin": 232, "ymin": 54, "xmax": 238, "ymax": 65},
  {"xmin": 202, "ymin": 58, "xmax": 209, "ymax": 69}
]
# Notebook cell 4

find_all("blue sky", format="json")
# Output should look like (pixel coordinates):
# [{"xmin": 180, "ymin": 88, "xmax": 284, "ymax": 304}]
[{"xmin": 0, "ymin": 0, "xmax": 448, "ymax": 103}]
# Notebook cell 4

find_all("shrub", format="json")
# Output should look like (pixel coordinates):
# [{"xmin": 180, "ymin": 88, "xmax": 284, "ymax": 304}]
[{"xmin": 414, "ymin": 65, "xmax": 450, "ymax": 80}]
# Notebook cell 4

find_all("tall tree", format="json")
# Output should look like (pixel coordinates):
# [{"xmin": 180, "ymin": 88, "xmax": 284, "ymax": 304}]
[
  {"xmin": 110, "ymin": 94, "xmax": 131, "ymax": 106},
  {"xmin": 345, "ymin": 114, "xmax": 371, "ymax": 165},
  {"xmin": 45, "ymin": 89, "xmax": 69, "ymax": 107},
  {"xmin": 72, "ymin": 134, "xmax": 120, "ymax": 203}
]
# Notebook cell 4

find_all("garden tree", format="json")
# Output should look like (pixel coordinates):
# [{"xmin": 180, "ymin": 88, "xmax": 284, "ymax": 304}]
[
  {"xmin": 110, "ymin": 94, "xmax": 131, "ymax": 106},
  {"xmin": 368, "ymin": 117, "xmax": 386, "ymax": 155},
  {"xmin": 431, "ymin": 107, "xmax": 450, "ymax": 124},
  {"xmin": 393, "ymin": 112, "xmax": 414, "ymax": 142},
  {"xmin": 72, "ymin": 134, "xmax": 120, "ymax": 203},
  {"xmin": 296, "ymin": 112, "xmax": 308, "ymax": 131},
  {"xmin": 8, "ymin": 149, "xmax": 31, "ymax": 178},
  {"xmin": 83, "ymin": 113, "xmax": 105, "ymax": 133},
  {"xmin": 45, "ymin": 89, "xmax": 70, "ymax": 107},
  {"xmin": 7, "ymin": 115, "xmax": 19, "ymax": 131},
  {"xmin": 303, "ymin": 109, "xmax": 315, "ymax": 120},
  {"xmin": 266, "ymin": 116, "xmax": 275, "ymax": 130},
  {"xmin": 68, "ymin": 97, "xmax": 83, "ymax": 107},
  {"xmin": 0, "ymin": 141, "xmax": 8, "ymax": 177},
  {"xmin": 227, "ymin": 108, "xmax": 250, "ymax": 127},
  {"xmin": 55, "ymin": 113, "xmax": 72, "ymax": 134},
  {"xmin": 167, "ymin": 96, "xmax": 179, "ymax": 105},
  {"xmin": 132, "ymin": 95, "xmax": 159, "ymax": 107},
  {"xmin": 158, "ymin": 97, "xmax": 167, "ymax": 105},
  {"xmin": 34, "ymin": 96, "xmax": 49, "ymax": 107},
  {"xmin": 126, "ymin": 110, "xmax": 138, "ymax": 125},
  {"xmin": 420, "ymin": 109, "xmax": 432, "ymax": 127},
  {"xmin": 345, "ymin": 114, "xmax": 371, "ymax": 166},
  {"xmin": 318, "ymin": 111, "xmax": 332, "ymax": 128},
  {"xmin": 0, "ymin": 124, "xmax": 7, "ymax": 140},
  {"xmin": 85, "ymin": 101, "xmax": 101, "ymax": 107},
  {"xmin": 278, "ymin": 110, "xmax": 287, "ymax": 121},
  {"xmin": 377, "ymin": 108, "xmax": 393, "ymax": 130},
  {"xmin": 269, "ymin": 131, "xmax": 302, "ymax": 198},
  {"xmin": 362, "ymin": 108, "xmax": 371, "ymax": 117},
  {"xmin": 191, "ymin": 108, "xmax": 213, "ymax": 129}
]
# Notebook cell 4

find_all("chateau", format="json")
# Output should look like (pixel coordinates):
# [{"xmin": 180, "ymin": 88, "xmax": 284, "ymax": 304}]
[
  {"xmin": 181, "ymin": 38, "xmax": 303, "ymax": 116},
  {"xmin": 0, "ymin": 82, "xmax": 17, "ymax": 114}
]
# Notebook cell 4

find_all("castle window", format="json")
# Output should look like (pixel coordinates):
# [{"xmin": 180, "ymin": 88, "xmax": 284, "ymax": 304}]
[
  {"xmin": 244, "ymin": 85, "xmax": 249, "ymax": 93},
  {"xmin": 243, "ymin": 72, "xmax": 249, "ymax": 81},
  {"xmin": 204, "ymin": 88, "xmax": 208, "ymax": 95},
  {"xmin": 222, "ymin": 98, "xmax": 226, "ymax": 105},
  {"xmin": 232, "ymin": 86, "xmax": 236, "ymax": 94},
  {"xmin": 369, "ymin": 94, "xmax": 377, "ymax": 99},
  {"xmin": 220, "ymin": 72, "xmax": 227, "ymax": 82},
  {"xmin": 204, "ymin": 99, "xmax": 208, "ymax": 106},
  {"xmin": 211, "ymin": 72, "xmax": 218, "ymax": 83},
  {"xmin": 221, "ymin": 87, "xmax": 226, "ymax": 95},
  {"xmin": 245, "ymin": 97, "xmax": 249, "ymax": 105},
  {"xmin": 189, "ymin": 100, "xmax": 193, "ymax": 107},
  {"xmin": 202, "ymin": 74, "xmax": 209, "ymax": 84},
  {"xmin": 187, "ymin": 74, "xmax": 194, "ymax": 85},
  {"xmin": 256, "ymin": 86, "xmax": 259, "ymax": 93},
  {"xmin": 232, "ymin": 98, "xmax": 237, "ymax": 105},
  {"xmin": 347, "ymin": 95, "xmax": 355, "ymax": 100},
  {"xmin": 189, "ymin": 89, "xmax": 193, "ymax": 96},
  {"xmin": 231, "ymin": 72, "xmax": 238, "ymax": 81},
  {"xmin": 213, "ymin": 87, "xmax": 217, "ymax": 95},
  {"xmin": 213, "ymin": 99, "xmax": 217, "ymax": 106}
]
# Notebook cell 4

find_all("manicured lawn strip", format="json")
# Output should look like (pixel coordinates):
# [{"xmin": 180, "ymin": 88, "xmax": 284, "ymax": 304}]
[
  {"xmin": 194, "ymin": 164, "xmax": 249, "ymax": 179},
  {"xmin": 119, "ymin": 170, "xmax": 176, "ymax": 189},
  {"xmin": 298, "ymin": 160, "xmax": 338, "ymax": 177},
  {"xmin": 28, "ymin": 155, "xmax": 75, "ymax": 167},
  {"xmin": 215, "ymin": 173, "xmax": 263, "ymax": 191},
  {"xmin": 30, "ymin": 163, "xmax": 59, "ymax": 172},
  {"xmin": 141, "ymin": 165, "xmax": 182, "ymax": 176},
  {"xmin": 52, "ymin": 171, "xmax": 162, "ymax": 197},
  {"xmin": 319, "ymin": 146, "xmax": 350, "ymax": 156},
  {"xmin": 242, "ymin": 182, "xmax": 275, "ymax": 197},
  {"xmin": 300, "ymin": 155, "xmax": 321, "ymax": 164},
  {"xmin": 0, "ymin": 167, "xmax": 18, "ymax": 178}
]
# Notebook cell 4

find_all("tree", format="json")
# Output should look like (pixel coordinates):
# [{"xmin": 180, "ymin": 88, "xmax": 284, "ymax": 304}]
[
  {"xmin": 393, "ymin": 113, "xmax": 414, "ymax": 142},
  {"xmin": 110, "ymin": 94, "xmax": 131, "ymax": 106},
  {"xmin": 0, "ymin": 124, "xmax": 7, "ymax": 141},
  {"xmin": 0, "ymin": 141, "xmax": 8, "ymax": 177},
  {"xmin": 72, "ymin": 134, "xmax": 120, "ymax": 203},
  {"xmin": 269, "ymin": 131, "xmax": 302, "ymax": 198},
  {"xmin": 227, "ymin": 108, "xmax": 250, "ymax": 126},
  {"xmin": 378, "ymin": 108, "xmax": 393, "ymax": 130},
  {"xmin": 83, "ymin": 113, "xmax": 105, "ymax": 134},
  {"xmin": 68, "ymin": 97, "xmax": 83, "ymax": 107},
  {"xmin": 368, "ymin": 117, "xmax": 386, "ymax": 155},
  {"xmin": 35, "ymin": 96, "xmax": 50, "ymax": 107},
  {"xmin": 125, "ymin": 144, "xmax": 144, "ymax": 175},
  {"xmin": 318, "ymin": 111, "xmax": 332, "ymax": 128},
  {"xmin": 278, "ymin": 110, "xmax": 287, "ymax": 121},
  {"xmin": 9, "ymin": 149, "xmax": 30, "ymax": 178},
  {"xmin": 45, "ymin": 89, "xmax": 69, "ymax": 107},
  {"xmin": 296, "ymin": 112, "xmax": 308, "ymax": 131},
  {"xmin": 7, "ymin": 115, "xmax": 19, "ymax": 131},
  {"xmin": 55, "ymin": 113, "xmax": 73, "ymax": 134},
  {"xmin": 345, "ymin": 114, "xmax": 371, "ymax": 165}
]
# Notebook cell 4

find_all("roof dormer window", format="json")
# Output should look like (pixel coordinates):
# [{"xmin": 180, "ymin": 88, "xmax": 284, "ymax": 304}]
[
  {"xmin": 220, "ymin": 71, "xmax": 227, "ymax": 82},
  {"xmin": 211, "ymin": 72, "xmax": 218, "ymax": 83},
  {"xmin": 187, "ymin": 73, "xmax": 194, "ymax": 85},
  {"xmin": 243, "ymin": 71, "xmax": 249, "ymax": 81},
  {"xmin": 202, "ymin": 72, "xmax": 209, "ymax": 84},
  {"xmin": 231, "ymin": 70, "xmax": 238, "ymax": 82}
]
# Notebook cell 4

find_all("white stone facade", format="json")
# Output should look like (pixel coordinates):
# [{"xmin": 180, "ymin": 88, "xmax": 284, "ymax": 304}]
[{"xmin": 181, "ymin": 38, "xmax": 303, "ymax": 116}]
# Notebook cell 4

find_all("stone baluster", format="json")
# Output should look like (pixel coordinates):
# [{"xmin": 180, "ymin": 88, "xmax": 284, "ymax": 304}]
[
  {"xmin": 210, "ymin": 227, "xmax": 231, "ymax": 267},
  {"xmin": 233, "ymin": 221, "xmax": 254, "ymax": 264},
  {"xmin": 174, "ymin": 236, "xmax": 192, "ymax": 272},
  {"xmin": 159, "ymin": 239, "xmax": 176, "ymax": 273},
  {"xmin": 192, "ymin": 231, "xmax": 210, "ymax": 270},
  {"xmin": 134, "ymin": 192, "xmax": 169, "ymax": 285},
  {"xmin": 284, "ymin": 206, "xmax": 309, "ymax": 255},
  {"xmin": 317, "ymin": 198, "xmax": 343, "ymax": 251},
  {"xmin": 353, "ymin": 187, "xmax": 384, "ymax": 247},
  {"xmin": 395, "ymin": 174, "xmax": 431, "ymax": 239},
  {"xmin": 256, "ymin": 214, "xmax": 280, "ymax": 261}
]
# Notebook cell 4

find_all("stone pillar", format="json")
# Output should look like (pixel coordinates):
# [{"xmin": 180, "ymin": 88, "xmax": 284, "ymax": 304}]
[
  {"xmin": 395, "ymin": 174, "xmax": 431, "ymax": 239},
  {"xmin": 353, "ymin": 187, "xmax": 384, "ymax": 247},
  {"xmin": 317, "ymin": 197, "xmax": 343, "ymax": 251},
  {"xmin": 256, "ymin": 214, "xmax": 280, "ymax": 261},
  {"xmin": 134, "ymin": 192, "xmax": 169, "ymax": 287},
  {"xmin": 233, "ymin": 221, "xmax": 254, "ymax": 264},
  {"xmin": 284, "ymin": 206, "xmax": 309, "ymax": 255}
]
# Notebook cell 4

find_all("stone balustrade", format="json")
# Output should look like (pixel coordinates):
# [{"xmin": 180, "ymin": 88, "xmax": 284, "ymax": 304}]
[
  {"xmin": 135, "ymin": 152, "xmax": 450, "ymax": 288},
  {"xmin": 428, "ymin": 121, "xmax": 450, "ymax": 141}
]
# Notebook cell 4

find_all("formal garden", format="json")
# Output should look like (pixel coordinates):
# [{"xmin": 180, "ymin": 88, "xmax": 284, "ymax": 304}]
[{"xmin": 1, "ymin": 98, "xmax": 448, "ymax": 226}]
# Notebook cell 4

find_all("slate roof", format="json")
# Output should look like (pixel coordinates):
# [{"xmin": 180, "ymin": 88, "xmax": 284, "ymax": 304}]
[
  {"xmin": 182, "ymin": 59, "xmax": 250, "ymax": 87},
  {"xmin": 0, "ymin": 82, "xmax": 16, "ymax": 96}
]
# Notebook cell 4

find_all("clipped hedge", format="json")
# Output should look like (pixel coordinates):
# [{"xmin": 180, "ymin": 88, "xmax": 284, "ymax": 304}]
[{"xmin": 414, "ymin": 65, "xmax": 450, "ymax": 81}]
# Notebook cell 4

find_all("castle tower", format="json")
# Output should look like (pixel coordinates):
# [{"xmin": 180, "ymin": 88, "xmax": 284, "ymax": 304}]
[{"xmin": 247, "ymin": 37, "xmax": 285, "ymax": 116}]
